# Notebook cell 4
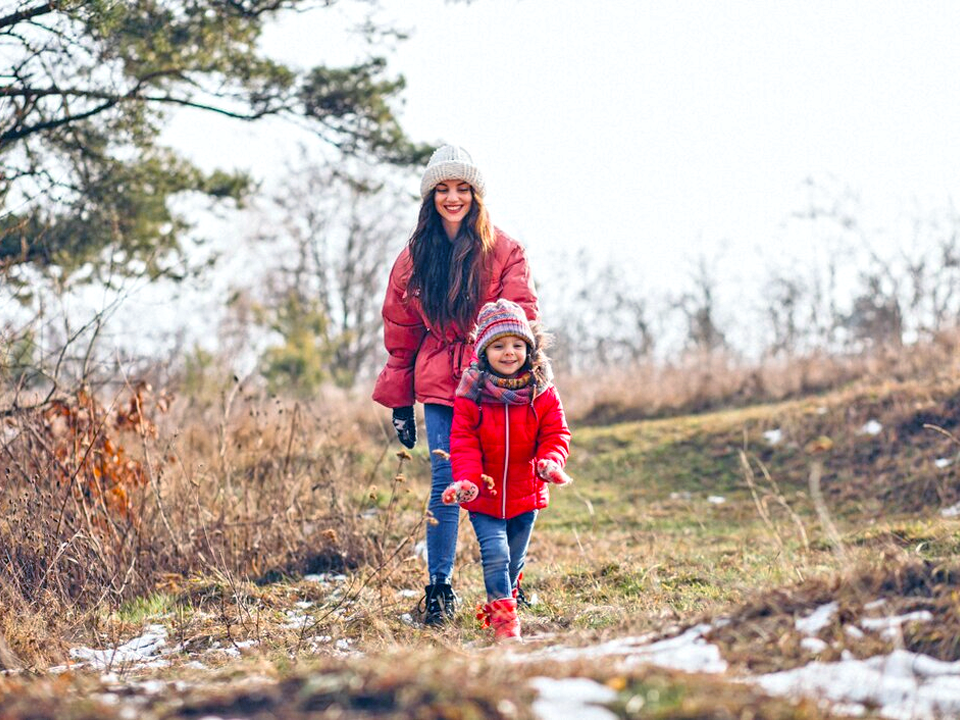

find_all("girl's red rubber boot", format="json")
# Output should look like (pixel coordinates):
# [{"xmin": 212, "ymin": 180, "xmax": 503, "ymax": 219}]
[{"xmin": 485, "ymin": 597, "xmax": 521, "ymax": 642}]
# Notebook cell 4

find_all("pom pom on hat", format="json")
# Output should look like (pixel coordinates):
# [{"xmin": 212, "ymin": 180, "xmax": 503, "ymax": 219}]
[
  {"xmin": 473, "ymin": 299, "xmax": 535, "ymax": 356},
  {"xmin": 420, "ymin": 145, "xmax": 486, "ymax": 199}
]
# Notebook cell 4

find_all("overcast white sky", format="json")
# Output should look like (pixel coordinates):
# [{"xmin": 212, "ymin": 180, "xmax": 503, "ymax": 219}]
[
  {"xmin": 146, "ymin": 0, "xmax": 960, "ymax": 358},
  {"xmin": 173, "ymin": 1, "xmax": 960, "ymax": 274}
]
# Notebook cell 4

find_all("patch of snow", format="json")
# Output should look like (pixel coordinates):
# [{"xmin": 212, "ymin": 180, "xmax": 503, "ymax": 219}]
[
  {"xmin": 669, "ymin": 491, "xmax": 692, "ymax": 500},
  {"xmin": 92, "ymin": 693, "xmax": 121, "ymax": 706},
  {"xmin": 795, "ymin": 602, "xmax": 838, "ymax": 636},
  {"xmin": 707, "ymin": 496, "xmax": 726, "ymax": 505},
  {"xmin": 763, "ymin": 428, "xmax": 783, "ymax": 445},
  {"xmin": 398, "ymin": 588, "xmax": 420, "ymax": 598},
  {"xmin": 295, "ymin": 600, "xmax": 314, "ymax": 609},
  {"xmin": 283, "ymin": 608, "xmax": 311, "ymax": 629},
  {"xmin": 831, "ymin": 702, "xmax": 868, "ymax": 716},
  {"xmin": 530, "ymin": 676, "xmax": 618, "ymax": 720},
  {"xmin": 800, "ymin": 637, "xmax": 829, "ymax": 653},
  {"xmin": 816, "ymin": 407, "xmax": 828, "ymax": 415},
  {"xmin": 203, "ymin": 641, "xmax": 242, "ymax": 658},
  {"xmin": 864, "ymin": 599, "xmax": 887, "ymax": 610},
  {"xmin": 861, "ymin": 611, "xmax": 933, "ymax": 639},
  {"xmin": 498, "ymin": 699, "xmax": 519, "ymax": 716},
  {"xmin": 134, "ymin": 679, "xmax": 167, "ymax": 695},
  {"xmin": 941, "ymin": 502, "xmax": 960, "ymax": 518},
  {"xmin": 69, "ymin": 625, "xmax": 169, "ymax": 671},
  {"xmin": 754, "ymin": 649, "xmax": 960, "ymax": 720},
  {"xmin": 935, "ymin": 458, "xmax": 953, "ymax": 469},
  {"xmin": 522, "ymin": 625, "xmax": 727, "ymax": 675},
  {"xmin": 620, "ymin": 625, "xmax": 728, "ymax": 674},
  {"xmin": 845, "ymin": 625, "xmax": 865, "ymax": 640},
  {"xmin": 858, "ymin": 419, "xmax": 883, "ymax": 436},
  {"xmin": 303, "ymin": 572, "xmax": 347, "ymax": 583},
  {"xmin": 400, "ymin": 613, "xmax": 416, "ymax": 626}
]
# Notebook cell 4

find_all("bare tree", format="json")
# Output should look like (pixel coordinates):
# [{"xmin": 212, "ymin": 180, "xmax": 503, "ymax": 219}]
[
  {"xmin": 672, "ymin": 253, "xmax": 727, "ymax": 354},
  {"xmin": 793, "ymin": 178, "xmax": 960, "ymax": 349},
  {"xmin": 762, "ymin": 274, "xmax": 806, "ymax": 357},
  {"xmin": 540, "ymin": 250, "xmax": 657, "ymax": 372},
  {"xmin": 844, "ymin": 275, "xmax": 904, "ymax": 349},
  {"xmin": 248, "ymin": 154, "xmax": 410, "ymax": 391}
]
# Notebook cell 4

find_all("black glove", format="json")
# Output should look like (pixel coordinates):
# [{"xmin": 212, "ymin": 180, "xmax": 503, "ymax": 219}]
[{"xmin": 392, "ymin": 406, "xmax": 417, "ymax": 448}]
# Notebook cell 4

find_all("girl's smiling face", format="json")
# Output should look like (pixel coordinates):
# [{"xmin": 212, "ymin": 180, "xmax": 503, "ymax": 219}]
[
  {"xmin": 434, "ymin": 179, "xmax": 473, "ymax": 238},
  {"xmin": 485, "ymin": 335, "xmax": 528, "ymax": 377}
]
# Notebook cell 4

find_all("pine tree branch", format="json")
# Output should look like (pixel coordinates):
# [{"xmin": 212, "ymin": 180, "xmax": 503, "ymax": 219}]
[{"xmin": 0, "ymin": 1, "xmax": 63, "ymax": 32}]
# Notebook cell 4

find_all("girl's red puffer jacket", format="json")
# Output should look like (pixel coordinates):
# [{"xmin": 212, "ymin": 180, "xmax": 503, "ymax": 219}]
[
  {"xmin": 372, "ymin": 229, "xmax": 538, "ymax": 409},
  {"xmin": 450, "ymin": 386, "xmax": 570, "ymax": 519}
]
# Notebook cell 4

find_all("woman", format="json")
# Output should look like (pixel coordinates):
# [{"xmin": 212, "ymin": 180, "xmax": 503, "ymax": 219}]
[{"xmin": 372, "ymin": 145, "xmax": 538, "ymax": 626}]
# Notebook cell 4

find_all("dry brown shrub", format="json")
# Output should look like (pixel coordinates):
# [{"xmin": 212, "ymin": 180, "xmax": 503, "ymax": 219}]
[
  {"xmin": 1, "ymin": 384, "xmax": 166, "ymax": 607},
  {"xmin": 0, "ymin": 378, "xmax": 426, "ymax": 666}
]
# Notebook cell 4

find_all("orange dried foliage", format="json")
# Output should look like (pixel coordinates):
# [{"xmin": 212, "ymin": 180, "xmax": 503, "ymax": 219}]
[{"xmin": 40, "ymin": 383, "xmax": 170, "ymax": 525}]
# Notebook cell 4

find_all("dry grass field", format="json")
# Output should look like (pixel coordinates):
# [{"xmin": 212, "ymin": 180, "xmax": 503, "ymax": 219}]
[{"xmin": 3, "ymin": 345, "xmax": 960, "ymax": 718}]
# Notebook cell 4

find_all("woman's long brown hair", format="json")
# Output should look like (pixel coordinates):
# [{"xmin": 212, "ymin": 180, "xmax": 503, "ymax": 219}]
[{"xmin": 407, "ymin": 189, "xmax": 496, "ymax": 332}]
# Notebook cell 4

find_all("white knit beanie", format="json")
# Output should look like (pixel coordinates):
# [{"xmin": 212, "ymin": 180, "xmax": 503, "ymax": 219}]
[{"xmin": 419, "ymin": 145, "xmax": 486, "ymax": 199}]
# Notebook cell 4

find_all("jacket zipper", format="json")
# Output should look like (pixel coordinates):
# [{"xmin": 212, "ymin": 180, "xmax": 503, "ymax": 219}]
[{"xmin": 501, "ymin": 403, "xmax": 509, "ymax": 519}]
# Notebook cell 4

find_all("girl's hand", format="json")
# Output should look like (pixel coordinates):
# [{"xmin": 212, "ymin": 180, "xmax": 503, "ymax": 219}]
[
  {"xmin": 536, "ymin": 459, "xmax": 573, "ymax": 486},
  {"xmin": 442, "ymin": 479, "xmax": 479, "ymax": 505}
]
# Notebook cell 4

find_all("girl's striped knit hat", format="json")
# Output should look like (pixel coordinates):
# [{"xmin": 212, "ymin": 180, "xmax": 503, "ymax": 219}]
[{"xmin": 473, "ymin": 299, "xmax": 535, "ymax": 356}]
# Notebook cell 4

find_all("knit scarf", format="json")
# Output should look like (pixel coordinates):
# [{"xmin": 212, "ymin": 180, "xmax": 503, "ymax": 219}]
[{"xmin": 457, "ymin": 363, "xmax": 543, "ymax": 405}]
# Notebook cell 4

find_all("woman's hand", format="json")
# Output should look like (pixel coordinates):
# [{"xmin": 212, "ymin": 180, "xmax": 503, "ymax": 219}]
[{"xmin": 391, "ymin": 406, "xmax": 417, "ymax": 448}]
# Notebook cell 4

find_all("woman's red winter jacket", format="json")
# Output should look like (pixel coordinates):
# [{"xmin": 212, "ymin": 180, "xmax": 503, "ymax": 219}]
[
  {"xmin": 372, "ymin": 229, "xmax": 538, "ymax": 409},
  {"xmin": 450, "ymin": 386, "xmax": 570, "ymax": 519}
]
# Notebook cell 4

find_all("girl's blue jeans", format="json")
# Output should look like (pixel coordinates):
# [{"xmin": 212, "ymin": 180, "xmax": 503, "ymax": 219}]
[
  {"xmin": 423, "ymin": 403, "xmax": 458, "ymax": 585},
  {"xmin": 469, "ymin": 510, "xmax": 538, "ymax": 601}
]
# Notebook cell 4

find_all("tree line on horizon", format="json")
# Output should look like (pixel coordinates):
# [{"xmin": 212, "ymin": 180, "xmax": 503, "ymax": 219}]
[{"xmin": 2, "ymin": 1, "xmax": 959, "ymax": 405}]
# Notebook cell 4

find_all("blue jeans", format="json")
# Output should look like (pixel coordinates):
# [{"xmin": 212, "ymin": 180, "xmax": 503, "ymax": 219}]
[
  {"xmin": 423, "ymin": 403, "xmax": 458, "ymax": 585},
  {"xmin": 469, "ymin": 510, "xmax": 538, "ymax": 601}
]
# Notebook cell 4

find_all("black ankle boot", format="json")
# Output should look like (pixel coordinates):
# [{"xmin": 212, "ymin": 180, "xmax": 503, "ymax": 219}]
[
  {"xmin": 420, "ymin": 583, "xmax": 459, "ymax": 626},
  {"xmin": 513, "ymin": 572, "xmax": 536, "ymax": 609},
  {"xmin": 515, "ymin": 584, "xmax": 533, "ymax": 609}
]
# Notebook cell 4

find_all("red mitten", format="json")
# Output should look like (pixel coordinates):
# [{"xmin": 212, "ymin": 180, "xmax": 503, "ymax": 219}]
[
  {"xmin": 441, "ymin": 479, "xmax": 479, "ymax": 505},
  {"xmin": 536, "ymin": 459, "xmax": 572, "ymax": 486}
]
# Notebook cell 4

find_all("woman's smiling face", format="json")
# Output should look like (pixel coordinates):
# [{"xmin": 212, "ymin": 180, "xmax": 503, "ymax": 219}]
[{"xmin": 434, "ymin": 179, "xmax": 473, "ymax": 238}]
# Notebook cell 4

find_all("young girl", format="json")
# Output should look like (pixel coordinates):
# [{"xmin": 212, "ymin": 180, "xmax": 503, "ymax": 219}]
[
  {"xmin": 443, "ymin": 299, "xmax": 571, "ymax": 641},
  {"xmin": 372, "ymin": 145, "xmax": 539, "ymax": 627}
]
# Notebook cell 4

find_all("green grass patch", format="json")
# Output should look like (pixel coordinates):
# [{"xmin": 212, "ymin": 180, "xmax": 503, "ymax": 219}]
[{"xmin": 114, "ymin": 592, "xmax": 176, "ymax": 624}]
